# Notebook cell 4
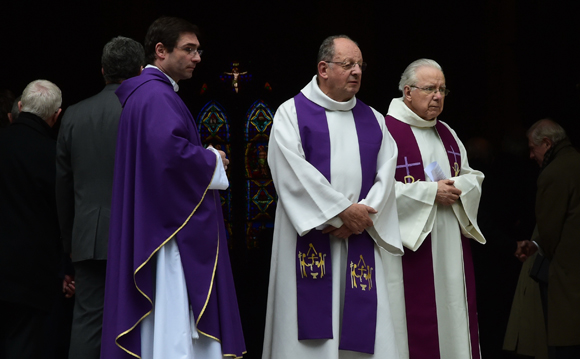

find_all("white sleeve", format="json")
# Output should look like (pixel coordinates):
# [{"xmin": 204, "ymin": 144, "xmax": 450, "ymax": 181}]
[
  {"xmin": 447, "ymin": 126, "xmax": 486, "ymax": 244},
  {"xmin": 206, "ymin": 147, "xmax": 229, "ymax": 190},
  {"xmin": 395, "ymin": 180, "xmax": 438, "ymax": 251}
]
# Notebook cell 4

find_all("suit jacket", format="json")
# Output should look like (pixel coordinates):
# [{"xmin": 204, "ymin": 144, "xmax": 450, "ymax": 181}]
[
  {"xmin": 535, "ymin": 138, "xmax": 580, "ymax": 346},
  {"xmin": 0, "ymin": 112, "xmax": 61, "ymax": 312},
  {"xmin": 56, "ymin": 84, "xmax": 121, "ymax": 262}
]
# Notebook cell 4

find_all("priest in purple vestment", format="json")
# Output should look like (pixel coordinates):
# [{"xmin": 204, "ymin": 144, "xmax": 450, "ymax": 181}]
[
  {"xmin": 263, "ymin": 35, "xmax": 403, "ymax": 359},
  {"xmin": 383, "ymin": 59, "xmax": 485, "ymax": 359},
  {"xmin": 100, "ymin": 17, "xmax": 245, "ymax": 359}
]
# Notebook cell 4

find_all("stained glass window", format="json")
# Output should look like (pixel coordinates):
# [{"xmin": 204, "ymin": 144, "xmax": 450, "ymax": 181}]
[
  {"xmin": 244, "ymin": 100, "xmax": 276, "ymax": 248},
  {"xmin": 196, "ymin": 100, "xmax": 233, "ymax": 244}
]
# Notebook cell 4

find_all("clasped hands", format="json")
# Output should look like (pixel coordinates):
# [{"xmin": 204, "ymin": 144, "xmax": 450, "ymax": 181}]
[
  {"xmin": 321, "ymin": 203, "xmax": 377, "ymax": 239},
  {"xmin": 436, "ymin": 179, "xmax": 461, "ymax": 206}
]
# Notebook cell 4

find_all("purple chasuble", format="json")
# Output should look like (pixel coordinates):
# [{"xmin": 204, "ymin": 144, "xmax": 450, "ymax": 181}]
[
  {"xmin": 294, "ymin": 92, "xmax": 381, "ymax": 354},
  {"xmin": 100, "ymin": 68, "xmax": 245, "ymax": 359},
  {"xmin": 385, "ymin": 115, "xmax": 480, "ymax": 359}
]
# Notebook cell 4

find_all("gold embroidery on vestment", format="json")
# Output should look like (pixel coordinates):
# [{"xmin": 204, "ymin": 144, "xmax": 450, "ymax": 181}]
[
  {"xmin": 298, "ymin": 243, "xmax": 326, "ymax": 279},
  {"xmin": 350, "ymin": 255, "xmax": 373, "ymax": 291}
]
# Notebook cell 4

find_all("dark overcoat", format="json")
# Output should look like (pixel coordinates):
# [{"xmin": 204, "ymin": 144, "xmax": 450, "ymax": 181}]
[
  {"xmin": 0, "ymin": 112, "xmax": 61, "ymax": 312},
  {"xmin": 535, "ymin": 139, "xmax": 580, "ymax": 346}
]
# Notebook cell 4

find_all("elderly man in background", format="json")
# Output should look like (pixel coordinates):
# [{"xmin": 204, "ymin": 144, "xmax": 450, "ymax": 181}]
[
  {"xmin": 384, "ymin": 59, "xmax": 485, "ymax": 359},
  {"xmin": 516, "ymin": 119, "xmax": 580, "ymax": 359},
  {"xmin": 0, "ymin": 80, "xmax": 63, "ymax": 359},
  {"xmin": 263, "ymin": 35, "xmax": 403, "ymax": 359},
  {"xmin": 56, "ymin": 36, "xmax": 144, "ymax": 359}
]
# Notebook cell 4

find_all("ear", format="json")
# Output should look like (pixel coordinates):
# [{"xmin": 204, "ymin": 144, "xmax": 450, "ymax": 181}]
[
  {"xmin": 18, "ymin": 101, "xmax": 22, "ymax": 112},
  {"xmin": 403, "ymin": 85, "xmax": 413, "ymax": 102},
  {"xmin": 542, "ymin": 137, "xmax": 553, "ymax": 150},
  {"xmin": 317, "ymin": 61, "xmax": 329, "ymax": 79},
  {"xmin": 46, "ymin": 108, "xmax": 62, "ymax": 128},
  {"xmin": 101, "ymin": 68, "xmax": 105, "ymax": 76},
  {"xmin": 154, "ymin": 42, "xmax": 167, "ymax": 60}
]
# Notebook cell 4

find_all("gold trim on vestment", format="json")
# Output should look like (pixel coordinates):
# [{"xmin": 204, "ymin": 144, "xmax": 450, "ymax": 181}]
[
  {"xmin": 224, "ymin": 352, "xmax": 248, "ymax": 359},
  {"xmin": 114, "ymin": 154, "xmax": 220, "ymax": 358},
  {"xmin": 196, "ymin": 190, "xmax": 221, "ymax": 326},
  {"xmin": 195, "ymin": 193, "xmax": 246, "ymax": 358}
]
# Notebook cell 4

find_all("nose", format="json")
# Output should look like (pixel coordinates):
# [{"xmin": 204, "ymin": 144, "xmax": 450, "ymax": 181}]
[
  {"xmin": 351, "ymin": 63, "xmax": 362, "ymax": 75},
  {"xmin": 432, "ymin": 90, "xmax": 443, "ymax": 100}
]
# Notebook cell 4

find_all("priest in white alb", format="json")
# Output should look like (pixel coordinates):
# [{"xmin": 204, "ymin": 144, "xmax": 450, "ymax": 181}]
[
  {"xmin": 262, "ymin": 35, "xmax": 403, "ymax": 359},
  {"xmin": 383, "ymin": 58, "xmax": 486, "ymax": 359}
]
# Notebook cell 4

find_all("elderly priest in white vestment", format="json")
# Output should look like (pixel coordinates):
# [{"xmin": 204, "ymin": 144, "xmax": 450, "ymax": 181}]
[
  {"xmin": 262, "ymin": 35, "xmax": 404, "ymax": 359},
  {"xmin": 383, "ymin": 58, "xmax": 486, "ymax": 359}
]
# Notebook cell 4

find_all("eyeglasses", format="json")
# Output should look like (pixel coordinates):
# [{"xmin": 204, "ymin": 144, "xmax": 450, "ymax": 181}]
[
  {"xmin": 410, "ymin": 85, "xmax": 450, "ymax": 96},
  {"xmin": 180, "ymin": 47, "xmax": 203, "ymax": 57},
  {"xmin": 325, "ymin": 61, "xmax": 367, "ymax": 71}
]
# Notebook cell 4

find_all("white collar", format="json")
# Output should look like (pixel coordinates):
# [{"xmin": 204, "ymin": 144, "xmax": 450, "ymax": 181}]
[
  {"xmin": 300, "ymin": 75, "xmax": 357, "ymax": 111},
  {"xmin": 145, "ymin": 65, "xmax": 179, "ymax": 92},
  {"xmin": 386, "ymin": 97, "xmax": 437, "ymax": 128}
]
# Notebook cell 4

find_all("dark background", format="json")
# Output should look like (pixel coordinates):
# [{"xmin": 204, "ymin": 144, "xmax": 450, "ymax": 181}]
[
  {"xmin": 3, "ymin": 0, "xmax": 580, "ymax": 143},
  {"xmin": 2, "ymin": 0, "xmax": 580, "ymax": 358}
]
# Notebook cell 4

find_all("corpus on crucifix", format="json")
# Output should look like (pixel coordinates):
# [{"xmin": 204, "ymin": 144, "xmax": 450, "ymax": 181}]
[{"xmin": 222, "ymin": 62, "xmax": 249, "ymax": 93}]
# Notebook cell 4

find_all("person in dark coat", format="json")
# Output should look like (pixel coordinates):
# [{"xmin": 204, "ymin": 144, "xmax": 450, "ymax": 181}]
[
  {"xmin": 516, "ymin": 119, "xmax": 580, "ymax": 359},
  {"xmin": 0, "ymin": 79, "xmax": 64, "ymax": 359},
  {"xmin": 55, "ymin": 36, "xmax": 144, "ymax": 359}
]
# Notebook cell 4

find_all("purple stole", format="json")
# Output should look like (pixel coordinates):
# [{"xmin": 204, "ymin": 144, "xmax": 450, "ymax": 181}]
[
  {"xmin": 294, "ymin": 92, "xmax": 381, "ymax": 354},
  {"xmin": 385, "ymin": 115, "xmax": 480, "ymax": 359}
]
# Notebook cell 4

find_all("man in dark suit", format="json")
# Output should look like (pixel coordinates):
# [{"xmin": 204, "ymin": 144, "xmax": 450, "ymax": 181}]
[
  {"xmin": 517, "ymin": 119, "xmax": 580, "ymax": 359},
  {"xmin": 0, "ymin": 79, "xmax": 63, "ymax": 359},
  {"xmin": 55, "ymin": 36, "xmax": 144, "ymax": 359}
]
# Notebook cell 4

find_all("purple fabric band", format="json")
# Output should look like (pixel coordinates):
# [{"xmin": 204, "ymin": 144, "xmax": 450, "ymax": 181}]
[
  {"xmin": 297, "ymin": 93, "xmax": 331, "ymax": 180},
  {"xmin": 339, "ymin": 99, "xmax": 380, "ymax": 354},
  {"xmin": 296, "ymin": 230, "xmax": 334, "ymax": 339},
  {"xmin": 385, "ymin": 115, "xmax": 441, "ymax": 358},
  {"xmin": 434, "ymin": 121, "xmax": 462, "ymax": 178},
  {"xmin": 462, "ymin": 235, "xmax": 481, "ymax": 359},
  {"xmin": 295, "ymin": 93, "xmax": 381, "ymax": 354},
  {"xmin": 295, "ymin": 92, "xmax": 334, "ymax": 340}
]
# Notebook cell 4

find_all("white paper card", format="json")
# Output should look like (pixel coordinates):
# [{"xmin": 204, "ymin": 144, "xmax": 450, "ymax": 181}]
[{"xmin": 425, "ymin": 161, "xmax": 447, "ymax": 182}]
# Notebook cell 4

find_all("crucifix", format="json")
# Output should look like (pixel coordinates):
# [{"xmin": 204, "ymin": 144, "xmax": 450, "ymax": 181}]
[{"xmin": 222, "ymin": 62, "xmax": 249, "ymax": 93}]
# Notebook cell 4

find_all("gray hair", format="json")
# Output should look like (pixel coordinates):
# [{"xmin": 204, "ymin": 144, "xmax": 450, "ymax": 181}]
[
  {"xmin": 102, "ymin": 36, "xmax": 145, "ymax": 83},
  {"xmin": 527, "ymin": 118, "xmax": 567, "ymax": 146},
  {"xmin": 398, "ymin": 59, "xmax": 443, "ymax": 92},
  {"xmin": 20, "ymin": 80, "xmax": 62, "ymax": 120},
  {"xmin": 317, "ymin": 35, "xmax": 356, "ymax": 62}
]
